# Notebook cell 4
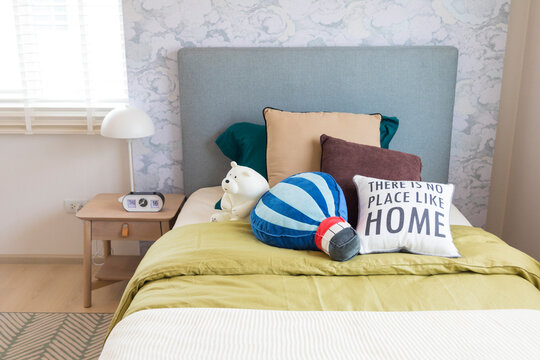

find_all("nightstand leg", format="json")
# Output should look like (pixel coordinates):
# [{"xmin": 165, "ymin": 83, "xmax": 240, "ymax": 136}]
[
  {"xmin": 83, "ymin": 220, "xmax": 92, "ymax": 308},
  {"xmin": 104, "ymin": 240, "xmax": 111, "ymax": 258},
  {"xmin": 161, "ymin": 221, "xmax": 171, "ymax": 233}
]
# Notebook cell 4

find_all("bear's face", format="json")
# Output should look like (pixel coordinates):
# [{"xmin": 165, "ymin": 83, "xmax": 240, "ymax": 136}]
[
  {"xmin": 221, "ymin": 168, "xmax": 243, "ymax": 194},
  {"xmin": 221, "ymin": 162, "xmax": 269, "ymax": 199}
]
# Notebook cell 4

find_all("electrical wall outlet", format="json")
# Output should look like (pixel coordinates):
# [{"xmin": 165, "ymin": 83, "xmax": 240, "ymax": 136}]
[{"xmin": 64, "ymin": 199, "xmax": 87, "ymax": 214}]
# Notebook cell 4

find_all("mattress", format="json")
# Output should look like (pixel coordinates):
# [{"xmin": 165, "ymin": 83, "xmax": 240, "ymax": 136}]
[
  {"xmin": 174, "ymin": 186, "xmax": 473, "ymax": 228},
  {"xmin": 101, "ymin": 308, "xmax": 540, "ymax": 360}
]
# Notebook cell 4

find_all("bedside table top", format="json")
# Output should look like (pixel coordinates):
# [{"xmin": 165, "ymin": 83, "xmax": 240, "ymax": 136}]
[{"xmin": 76, "ymin": 193, "xmax": 185, "ymax": 221}]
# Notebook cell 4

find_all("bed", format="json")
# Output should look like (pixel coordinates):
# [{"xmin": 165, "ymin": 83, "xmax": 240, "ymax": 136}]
[{"xmin": 100, "ymin": 48, "xmax": 540, "ymax": 359}]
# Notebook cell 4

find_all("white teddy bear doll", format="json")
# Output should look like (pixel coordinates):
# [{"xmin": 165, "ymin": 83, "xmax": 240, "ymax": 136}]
[{"xmin": 211, "ymin": 161, "xmax": 269, "ymax": 222}]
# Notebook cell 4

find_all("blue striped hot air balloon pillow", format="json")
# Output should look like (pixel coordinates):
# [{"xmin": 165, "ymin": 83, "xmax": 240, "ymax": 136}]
[{"xmin": 250, "ymin": 172, "xmax": 348, "ymax": 251}]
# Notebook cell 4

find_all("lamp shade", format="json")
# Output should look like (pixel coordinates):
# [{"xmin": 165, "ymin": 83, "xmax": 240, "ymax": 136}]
[{"xmin": 101, "ymin": 106, "xmax": 155, "ymax": 139}]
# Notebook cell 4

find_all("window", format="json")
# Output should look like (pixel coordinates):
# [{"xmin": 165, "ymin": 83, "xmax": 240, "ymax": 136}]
[{"xmin": 0, "ymin": 0, "xmax": 128, "ymax": 134}]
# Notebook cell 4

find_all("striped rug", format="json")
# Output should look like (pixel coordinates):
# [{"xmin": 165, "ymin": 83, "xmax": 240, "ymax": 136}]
[{"xmin": 0, "ymin": 312, "xmax": 113, "ymax": 359}]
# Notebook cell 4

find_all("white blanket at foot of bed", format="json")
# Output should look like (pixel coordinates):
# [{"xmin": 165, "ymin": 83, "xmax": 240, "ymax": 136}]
[{"xmin": 100, "ymin": 308, "xmax": 540, "ymax": 360}]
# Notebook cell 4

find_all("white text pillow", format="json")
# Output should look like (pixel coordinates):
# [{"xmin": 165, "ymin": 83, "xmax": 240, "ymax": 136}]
[{"xmin": 353, "ymin": 175, "xmax": 460, "ymax": 257}]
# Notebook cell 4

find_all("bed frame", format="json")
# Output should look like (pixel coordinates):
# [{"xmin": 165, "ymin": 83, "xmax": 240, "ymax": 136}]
[{"xmin": 178, "ymin": 47, "xmax": 458, "ymax": 196}]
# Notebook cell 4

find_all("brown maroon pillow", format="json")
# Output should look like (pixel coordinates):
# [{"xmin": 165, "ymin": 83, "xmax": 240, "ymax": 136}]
[{"xmin": 320, "ymin": 134, "xmax": 422, "ymax": 228}]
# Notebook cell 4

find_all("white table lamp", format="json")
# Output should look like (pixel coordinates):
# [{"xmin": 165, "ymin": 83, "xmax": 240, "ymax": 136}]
[{"xmin": 101, "ymin": 106, "xmax": 155, "ymax": 192}]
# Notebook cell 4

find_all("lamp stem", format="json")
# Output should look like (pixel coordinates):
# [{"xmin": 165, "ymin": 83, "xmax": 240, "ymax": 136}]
[{"xmin": 128, "ymin": 139, "xmax": 135, "ymax": 192}]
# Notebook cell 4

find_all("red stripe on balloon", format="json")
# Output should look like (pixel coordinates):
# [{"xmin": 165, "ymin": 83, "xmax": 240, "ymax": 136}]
[{"xmin": 314, "ymin": 216, "xmax": 346, "ymax": 252}]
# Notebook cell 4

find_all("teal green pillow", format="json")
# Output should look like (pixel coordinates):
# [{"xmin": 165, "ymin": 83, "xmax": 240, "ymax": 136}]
[
  {"xmin": 215, "ymin": 122, "xmax": 267, "ymax": 178},
  {"xmin": 215, "ymin": 116, "xmax": 399, "ymax": 209},
  {"xmin": 379, "ymin": 116, "xmax": 399, "ymax": 149}
]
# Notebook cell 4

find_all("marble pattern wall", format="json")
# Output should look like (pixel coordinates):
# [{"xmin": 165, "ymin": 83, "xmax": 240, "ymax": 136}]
[{"xmin": 123, "ymin": 0, "xmax": 510, "ymax": 227}]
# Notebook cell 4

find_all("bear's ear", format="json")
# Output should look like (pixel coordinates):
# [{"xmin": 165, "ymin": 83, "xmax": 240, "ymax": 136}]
[
  {"xmin": 241, "ymin": 170, "xmax": 251, "ymax": 177},
  {"xmin": 231, "ymin": 161, "xmax": 237, "ymax": 168}
]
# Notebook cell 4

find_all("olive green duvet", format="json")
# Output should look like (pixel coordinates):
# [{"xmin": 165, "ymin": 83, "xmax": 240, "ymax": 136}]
[{"xmin": 109, "ymin": 222, "xmax": 540, "ymax": 333}]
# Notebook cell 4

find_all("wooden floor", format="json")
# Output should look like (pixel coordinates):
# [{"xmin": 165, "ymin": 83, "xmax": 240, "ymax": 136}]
[{"xmin": 0, "ymin": 263, "xmax": 125, "ymax": 313}]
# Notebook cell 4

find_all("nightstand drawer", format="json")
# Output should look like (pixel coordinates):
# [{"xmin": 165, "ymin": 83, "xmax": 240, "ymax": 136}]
[{"xmin": 91, "ymin": 221, "xmax": 162, "ymax": 241}]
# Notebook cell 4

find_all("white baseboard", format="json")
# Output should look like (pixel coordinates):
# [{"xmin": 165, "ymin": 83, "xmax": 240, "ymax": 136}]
[{"xmin": 0, "ymin": 254, "xmax": 83, "ymax": 264}]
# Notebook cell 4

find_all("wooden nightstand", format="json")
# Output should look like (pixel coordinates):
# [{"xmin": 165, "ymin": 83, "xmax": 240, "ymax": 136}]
[{"xmin": 76, "ymin": 193, "xmax": 185, "ymax": 307}]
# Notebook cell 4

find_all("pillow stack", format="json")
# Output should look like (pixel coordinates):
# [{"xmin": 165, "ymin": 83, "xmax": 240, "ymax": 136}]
[{"xmin": 215, "ymin": 106, "xmax": 460, "ymax": 259}]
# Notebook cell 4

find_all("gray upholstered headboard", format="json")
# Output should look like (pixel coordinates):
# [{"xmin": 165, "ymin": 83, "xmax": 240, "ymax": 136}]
[{"xmin": 179, "ymin": 47, "xmax": 458, "ymax": 196}]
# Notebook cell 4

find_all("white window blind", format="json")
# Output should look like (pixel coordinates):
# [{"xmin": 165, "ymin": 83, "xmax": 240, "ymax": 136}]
[{"xmin": 0, "ymin": 0, "xmax": 128, "ymax": 134}]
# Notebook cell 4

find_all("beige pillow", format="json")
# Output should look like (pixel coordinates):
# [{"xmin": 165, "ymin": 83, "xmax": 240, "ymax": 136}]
[{"xmin": 264, "ymin": 108, "xmax": 381, "ymax": 187}]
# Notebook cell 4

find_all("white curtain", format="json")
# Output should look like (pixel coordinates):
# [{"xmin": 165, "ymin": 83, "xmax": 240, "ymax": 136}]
[{"xmin": 0, "ymin": 0, "xmax": 128, "ymax": 134}]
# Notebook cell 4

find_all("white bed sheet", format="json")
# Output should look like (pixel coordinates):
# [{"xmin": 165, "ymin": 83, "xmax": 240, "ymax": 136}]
[
  {"xmin": 174, "ymin": 186, "xmax": 473, "ymax": 228},
  {"xmin": 101, "ymin": 308, "xmax": 540, "ymax": 360}
]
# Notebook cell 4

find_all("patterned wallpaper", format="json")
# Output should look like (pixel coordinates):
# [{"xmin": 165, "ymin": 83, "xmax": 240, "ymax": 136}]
[{"xmin": 122, "ymin": 0, "xmax": 510, "ymax": 227}]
